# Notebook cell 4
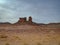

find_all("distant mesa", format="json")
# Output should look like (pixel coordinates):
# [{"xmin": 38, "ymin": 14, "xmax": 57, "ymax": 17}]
[
  {"xmin": 14, "ymin": 16, "xmax": 33, "ymax": 24},
  {"xmin": 0, "ymin": 22, "xmax": 11, "ymax": 24}
]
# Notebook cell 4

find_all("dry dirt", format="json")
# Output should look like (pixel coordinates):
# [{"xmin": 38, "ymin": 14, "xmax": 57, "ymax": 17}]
[{"xmin": 0, "ymin": 24, "xmax": 60, "ymax": 45}]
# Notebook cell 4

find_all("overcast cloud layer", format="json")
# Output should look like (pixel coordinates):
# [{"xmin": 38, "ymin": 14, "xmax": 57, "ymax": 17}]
[{"xmin": 0, "ymin": 0, "xmax": 60, "ymax": 24}]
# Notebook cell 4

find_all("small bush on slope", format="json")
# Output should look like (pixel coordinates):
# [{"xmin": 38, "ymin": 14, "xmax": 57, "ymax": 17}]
[{"xmin": 5, "ymin": 43, "xmax": 10, "ymax": 45}]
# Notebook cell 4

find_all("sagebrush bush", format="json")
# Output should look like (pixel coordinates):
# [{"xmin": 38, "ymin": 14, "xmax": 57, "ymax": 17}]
[
  {"xmin": 5, "ymin": 43, "xmax": 10, "ymax": 45},
  {"xmin": 59, "ymin": 43, "xmax": 60, "ymax": 45},
  {"xmin": 24, "ymin": 43, "xmax": 28, "ymax": 45},
  {"xmin": 0, "ymin": 35, "xmax": 8, "ymax": 38},
  {"xmin": 14, "ymin": 36, "xmax": 21, "ymax": 40},
  {"xmin": 37, "ymin": 43, "xmax": 41, "ymax": 45}
]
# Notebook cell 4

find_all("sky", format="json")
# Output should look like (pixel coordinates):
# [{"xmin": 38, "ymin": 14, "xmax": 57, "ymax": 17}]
[{"xmin": 0, "ymin": 0, "xmax": 60, "ymax": 24}]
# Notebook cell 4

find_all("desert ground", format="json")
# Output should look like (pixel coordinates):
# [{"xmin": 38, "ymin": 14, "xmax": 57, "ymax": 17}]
[{"xmin": 0, "ymin": 23, "xmax": 60, "ymax": 45}]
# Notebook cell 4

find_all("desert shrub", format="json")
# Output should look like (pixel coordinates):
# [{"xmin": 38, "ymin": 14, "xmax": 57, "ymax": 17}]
[
  {"xmin": 59, "ymin": 43, "xmax": 60, "ymax": 45},
  {"xmin": 14, "ymin": 36, "xmax": 21, "ymax": 40},
  {"xmin": 0, "ymin": 35, "xmax": 8, "ymax": 38},
  {"xmin": 24, "ymin": 43, "xmax": 28, "ymax": 45},
  {"xmin": 5, "ymin": 43, "xmax": 10, "ymax": 45},
  {"xmin": 37, "ymin": 43, "xmax": 41, "ymax": 45}
]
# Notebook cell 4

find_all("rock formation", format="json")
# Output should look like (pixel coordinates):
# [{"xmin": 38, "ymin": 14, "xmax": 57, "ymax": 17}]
[
  {"xmin": 16, "ymin": 16, "xmax": 32, "ymax": 24},
  {"xmin": 28, "ymin": 16, "xmax": 32, "ymax": 23},
  {"xmin": 19, "ymin": 17, "xmax": 27, "ymax": 23}
]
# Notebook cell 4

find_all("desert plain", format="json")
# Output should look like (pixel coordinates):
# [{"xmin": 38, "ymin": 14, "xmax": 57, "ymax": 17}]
[{"xmin": 0, "ymin": 23, "xmax": 60, "ymax": 45}]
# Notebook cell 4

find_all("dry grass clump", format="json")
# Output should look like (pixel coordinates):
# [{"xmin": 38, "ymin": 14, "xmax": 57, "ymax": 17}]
[
  {"xmin": 0, "ymin": 35, "xmax": 8, "ymax": 38},
  {"xmin": 59, "ymin": 43, "xmax": 60, "ymax": 45},
  {"xmin": 13, "ymin": 36, "xmax": 21, "ymax": 40},
  {"xmin": 5, "ymin": 43, "xmax": 10, "ymax": 45},
  {"xmin": 24, "ymin": 43, "xmax": 28, "ymax": 45},
  {"xmin": 37, "ymin": 43, "xmax": 42, "ymax": 45}
]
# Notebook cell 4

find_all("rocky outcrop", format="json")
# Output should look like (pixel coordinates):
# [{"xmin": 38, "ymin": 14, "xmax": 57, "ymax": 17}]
[{"xmin": 16, "ymin": 16, "xmax": 33, "ymax": 24}]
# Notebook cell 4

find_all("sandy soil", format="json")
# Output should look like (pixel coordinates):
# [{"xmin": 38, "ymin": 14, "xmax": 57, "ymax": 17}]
[{"xmin": 0, "ymin": 24, "xmax": 60, "ymax": 45}]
